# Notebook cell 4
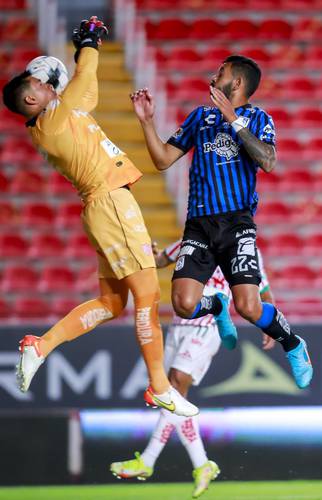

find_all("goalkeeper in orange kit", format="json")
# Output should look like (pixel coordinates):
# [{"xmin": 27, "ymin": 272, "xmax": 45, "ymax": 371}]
[{"xmin": 2, "ymin": 17, "xmax": 198, "ymax": 417}]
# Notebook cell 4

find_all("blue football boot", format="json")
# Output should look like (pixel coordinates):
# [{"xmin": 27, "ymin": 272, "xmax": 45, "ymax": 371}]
[
  {"xmin": 214, "ymin": 293, "xmax": 238, "ymax": 350},
  {"xmin": 286, "ymin": 336, "xmax": 313, "ymax": 389}
]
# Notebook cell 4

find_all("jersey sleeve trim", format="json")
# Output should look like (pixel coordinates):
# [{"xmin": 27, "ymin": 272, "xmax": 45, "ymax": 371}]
[{"xmin": 166, "ymin": 137, "xmax": 190, "ymax": 152}]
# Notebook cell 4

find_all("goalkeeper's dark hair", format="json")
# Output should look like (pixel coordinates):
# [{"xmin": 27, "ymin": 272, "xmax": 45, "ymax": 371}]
[
  {"xmin": 2, "ymin": 71, "xmax": 31, "ymax": 115},
  {"xmin": 224, "ymin": 55, "xmax": 261, "ymax": 98}
]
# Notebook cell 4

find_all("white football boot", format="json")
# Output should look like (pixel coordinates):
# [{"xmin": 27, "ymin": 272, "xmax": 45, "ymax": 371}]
[
  {"xmin": 144, "ymin": 385, "xmax": 199, "ymax": 417},
  {"xmin": 16, "ymin": 335, "xmax": 45, "ymax": 392}
]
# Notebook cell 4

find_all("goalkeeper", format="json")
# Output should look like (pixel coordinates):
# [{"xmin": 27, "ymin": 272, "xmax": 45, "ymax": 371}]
[{"xmin": 2, "ymin": 17, "xmax": 198, "ymax": 417}]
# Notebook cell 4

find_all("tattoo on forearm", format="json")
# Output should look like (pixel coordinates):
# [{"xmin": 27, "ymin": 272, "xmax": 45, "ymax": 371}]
[{"xmin": 237, "ymin": 128, "xmax": 275, "ymax": 171}]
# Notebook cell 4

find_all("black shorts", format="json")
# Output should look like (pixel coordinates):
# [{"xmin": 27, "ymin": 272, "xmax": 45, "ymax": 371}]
[{"xmin": 172, "ymin": 209, "xmax": 261, "ymax": 288}]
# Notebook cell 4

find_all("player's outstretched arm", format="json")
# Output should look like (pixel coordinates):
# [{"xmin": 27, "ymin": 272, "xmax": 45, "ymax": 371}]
[
  {"xmin": 130, "ymin": 88, "xmax": 183, "ymax": 171},
  {"xmin": 210, "ymin": 86, "xmax": 276, "ymax": 173}
]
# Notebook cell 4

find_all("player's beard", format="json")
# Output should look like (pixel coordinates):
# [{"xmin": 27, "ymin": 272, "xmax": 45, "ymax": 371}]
[{"xmin": 221, "ymin": 81, "xmax": 233, "ymax": 100}]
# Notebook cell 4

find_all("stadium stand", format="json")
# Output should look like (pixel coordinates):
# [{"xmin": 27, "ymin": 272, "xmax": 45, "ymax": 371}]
[{"xmin": 1, "ymin": 0, "xmax": 322, "ymax": 323}]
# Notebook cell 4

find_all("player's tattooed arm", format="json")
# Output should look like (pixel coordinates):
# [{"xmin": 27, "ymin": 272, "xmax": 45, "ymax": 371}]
[{"xmin": 237, "ymin": 128, "xmax": 276, "ymax": 173}]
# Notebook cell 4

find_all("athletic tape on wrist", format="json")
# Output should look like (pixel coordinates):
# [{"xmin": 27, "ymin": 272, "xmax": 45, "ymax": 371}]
[{"xmin": 231, "ymin": 116, "xmax": 248, "ymax": 133}]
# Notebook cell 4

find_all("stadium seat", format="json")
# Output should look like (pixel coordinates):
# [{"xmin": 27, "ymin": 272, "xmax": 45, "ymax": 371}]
[
  {"xmin": 292, "ymin": 107, "xmax": 322, "ymax": 128},
  {"xmin": 255, "ymin": 77, "xmax": 280, "ymax": 100},
  {"xmin": 4, "ymin": 18, "xmax": 37, "ymax": 43},
  {"xmin": 266, "ymin": 107, "xmax": 292, "ymax": 129},
  {"xmin": 278, "ymin": 169, "xmax": 313, "ymax": 191},
  {"xmin": 8, "ymin": 48, "xmax": 40, "ymax": 72},
  {"xmin": 1, "ymin": 265, "xmax": 39, "ymax": 292},
  {"xmin": 64, "ymin": 234, "xmax": 94, "ymax": 258},
  {"xmin": 303, "ymin": 46, "xmax": 322, "ymax": 69},
  {"xmin": 275, "ymin": 138, "xmax": 303, "ymax": 161},
  {"xmin": 0, "ymin": 299, "xmax": 11, "ymax": 319},
  {"xmin": 293, "ymin": 18, "xmax": 322, "ymax": 42},
  {"xmin": 302, "ymin": 138, "xmax": 322, "ymax": 162},
  {"xmin": 21, "ymin": 202, "xmax": 55, "ymax": 226},
  {"xmin": 15, "ymin": 297, "xmax": 50, "ymax": 320},
  {"xmin": 172, "ymin": 77, "xmax": 209, "ymax": 102},
  {"xmin": 303, "ymin": 233, "xmax": 322, "ymax": 256},
  {"xmin": 255, "ymin": 201, "xmax": 292, "ymax": 224},
  {"xmin": 10, "ymin": 170, "xmax": 46, "ymax": 194},
  {"xmin": 256, "ymin": 234, "xmax": 269, "ymax": 253},
  {"xmin": 28, "ymin": 233, "xmax": 65, "ymax": 258},
  {"xmin": 225, "ymin": 19, "xmax": 258, "ymax": 40},
  {"xmin": 198, "ymin": 47, "xmax": 232, "ymax": 72},
  {"xmin": 0, "ymin": 137, "xmax": 43, "ymax": 165},
  {"xmin": 75, "ymin": 266, "xmax": 98, "ymax": 293},
  {"xmin": 270, "ymin": 46, "xmax": 303, "ymax": 70},
  {"xmin": 55, "ymin": 202, "xmax": 82, "ymax": 227},
  {"xmin": 165, "ymin": 48, "xmax": 200, "ymax": 71},
  {"xmin": 241, "ymin": 47, "xmax": 272, "ymax": 68},
  {"xmin": 146, "ymin": 19, "xmax": 190, "ymax": 40},
  {"xmin": 0, "ymin": 108, "xmax": 25, "ymax": 133},
  {"xmin": 51, "ymin": 298, "xmax": 80, "ymax": 318},
  {"xmin": 274, "ymin": 265, "xmax": 316, "ymax": 290},
  {"xmin": 47, "ymin": 171, "xmax": 76, "ymax": 196},
  {"xmin": 0, "ymin": 202, "xmax": 18, "ymax": 225},
  {"xmin": 0, "ymin": 172, "xmax": 9, "ymax": 192},
  {"xmin": 0, "ymin": 0, "xmax": 26, "ymax": 9},
  {"xmin": 0, "ymin": 233, "xmax": 29, "ymax": 258},
  {"xmin": 257, "ymin": 19, "xmax": 293, "ymax": 41},
  {"xmin": 265, "ymin": 233, "xmax": 303, "ymax": 256},
  {"xmin": 188, "ymin": 19, "xmax": 224, "ymax": 40},
  {"xmin": 279, "ymin": 77, "xmax": 316, "ymax": 100},
  {"xmin": 257, "ymin": 170, "xmax": 280, "ymax": 192},
  {"xmin": 38, "ymin": 266, "xmax": 75, "ymax": 292}
]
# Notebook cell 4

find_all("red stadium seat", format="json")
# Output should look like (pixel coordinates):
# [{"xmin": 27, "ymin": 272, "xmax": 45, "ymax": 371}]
[
  {"xmin": 225, "ymin": 19, "xmax": 258, "ymax": 40},
  {"xmin": 303, "ymin": 46, "xmax": 322, "ymax": 69},
  {"xmin": 0, "ymin": 202, "xmax": 18, "ymax": 225},
  {"xmin": 270, "ymin": 46, "xmax": 303, "ymax": 70},
  {"xmin": 0, "ymin": 108, "xmax": 25, "ymax": 133},
  {"xmin": 64, "ymin": 234, "xmax": 93, "ymax": 258},
  {"xmin": 8, "ymin": 48, "xmax": 41, "ymax": 72},
  {"xmin": 257, "ymin": 170, "xmax": 280, "ymax": 192},
  {"xmin": 247, "ymin": 0, "xmax": 281, "ymax": 8},
  {"xmin": 293, "ymin": 18, "xmax": 322, "ymax": 42},
  {"xmin": 188, "ymin": 19, "xmax": 224, "ymax": 40},
  {"xmin": 55, "ymin": 202, "xmax": 82, "ymax": 227},
  {"xmin": 15, "ymin": 297, "xmax": 50, "ymax": 320},
  {"xmin": 276, "ymin": 138, "xmax": 304, "ymax": 161},
  {"xmin": 274, "ymin": 265, "xmax": 316, "ymax": 290},
  {"xmin": 5, "ymin": 18, "xmax": 37, "ymax": 43},
  {"xmin": 0, "ymin": 171, "xmax": 9, "ymax": 192},
  {"xmin": 147, "ymin": 19, "xmax": 190, "ymax": 40},
  {"xmin": 257, "ymin": 19, "xmax": 293, "ymax": 41},
  {"xmin": 198, "ymin": 47, "xmax": 232, "ymax": 72},
  {"xmin": 165, "ymin": 48, "xmax": 200, "ymax": 71},
  {"xmin": 38, "ymin": 266, "xmax": 75, "ymax": 292},
  {"xmin": 278, "ymin": 169, "xmax": 313, "ymax": 191},
  {"xmin": 302, "ymin": 138, "xmax": 322, "ymax": 162},
  {"xmin": 266, "ymin": 107, "xmax": 292, "ymax": 129},
  {"xmin": 0, "ymin": 0, "xmax": 26, "ymax": 9},
  {"xmin": 241, "ymin": 47, "xmax": 272, "ymax": 68},
  {"xmin": 28, "ymin": 233, "xmax": 65, "ymax": 258},
  {"xmin": 1, "ymin": 265, "xmax": 39, "ymax": 292},
  {"xmin": 254, "ymin": 77, "xmax": 280, "ymax": 99},
  {"xmin": 173, "ymin": 77, "xmax": 209, "ymax": 102},
  {"xmin": 279, "ymin": 77, "xmax": 316, "ymax": 100},
  {"xmin": 255, "ymin": 201, "xmax": 292, "ymax": 224},
  {"xmin": 51, "ymin": 298, "xmax": 80, "ymax": 318},
  {"xmin": 0, "ymin": 137, "xmax": 43, "ymax": 165},
  {"xmin": 303, "ymin": 233, "xmax": 322, "ymax": 256},
  {"xmin": 256, "ymin": 234, "xmax": 269, "ymax": 253},
  {"xmin": 0, "ymin": 233, "xmax": 29, "ymax": 258},
  {"xmin": 10, "ymin": 170, "xmax": 46, "ymax": 194},
  {"xmin": 47, "ymin": 171, "xmax": 76, "ymax": 196},
  {"xmin": 0, "ymin": 299, "xmax": 11, "ymax": 319},
  {"xmin": 265, "ymin": 233, "xmax": 303, "ymax": 256},
  {"xmin": 292, "ymin": 107, "xmax": 322, "ymax": 128},
  {"xmin": 75, "ymin": 266, "xmax": 98, "ymax": 293},
  {"xmin": 21, "ymin": 202, "xmax": 55, "ymax": 226}
]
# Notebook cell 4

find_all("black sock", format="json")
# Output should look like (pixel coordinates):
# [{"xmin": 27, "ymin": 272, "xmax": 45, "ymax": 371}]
[
  {"xmin": 262, "ymin": 309, "xmax": 300, "ymax": 352},
  {"xmin": 190, "ymin": 295, "xmax": 223, "ymax": 319}
]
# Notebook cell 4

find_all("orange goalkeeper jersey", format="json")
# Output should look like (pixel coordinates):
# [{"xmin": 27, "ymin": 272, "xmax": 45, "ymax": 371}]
[{"xmin": 26, "ymin": 47, "xmax": 142, "ymax": 202}]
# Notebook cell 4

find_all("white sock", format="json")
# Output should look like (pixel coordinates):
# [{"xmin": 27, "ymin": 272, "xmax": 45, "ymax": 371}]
[
  {"xmin": 141, "ymin": 409, "xmax": 176, "ymax": 468},
  {"xmin": 175, "ymin": 415, "xmax": 208, "ymax": 469}
]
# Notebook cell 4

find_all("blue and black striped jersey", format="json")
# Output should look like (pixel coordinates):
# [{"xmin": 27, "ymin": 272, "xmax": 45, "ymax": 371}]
[{"xmin": 167, "ymin": 104, "xmax": 275, "ymax": 219}]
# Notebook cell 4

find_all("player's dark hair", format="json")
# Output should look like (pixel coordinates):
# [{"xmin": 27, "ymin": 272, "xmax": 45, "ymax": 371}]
[
  {"xmin": 224, "ymin": 55, "xmax": 261, "ymax": 98},
  {"xmin": 2, "ymin": 71, "xmax": 31, "ymax": 115}
]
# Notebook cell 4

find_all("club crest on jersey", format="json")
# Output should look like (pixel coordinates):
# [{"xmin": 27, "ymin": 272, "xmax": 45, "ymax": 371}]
[
  {"xmin": 203, "ymin": 133, "xmax": 239, "ymax": 160},
  {"xmin": 260, "ymin": 122, "xmax": 275, "ymax": 141},
  {"xmin": 175, "ymin": 256, "xmax": 185, "ymax": 271},
  {"xmin": 237, "ymin": 237, "xmax": 256, "ymax": 256}
]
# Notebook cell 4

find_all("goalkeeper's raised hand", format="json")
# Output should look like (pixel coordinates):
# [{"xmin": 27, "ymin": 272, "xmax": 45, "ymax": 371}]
[{"xmin": 72, "ymin": 16, "xmax": 108, "ymax": 51}]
